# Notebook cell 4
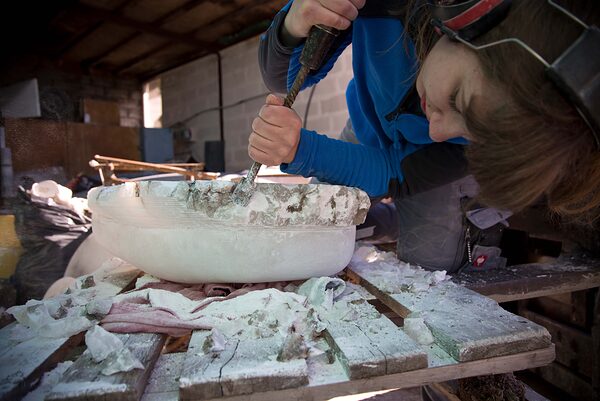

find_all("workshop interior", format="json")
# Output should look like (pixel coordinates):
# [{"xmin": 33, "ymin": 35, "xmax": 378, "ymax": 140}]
[{"xmin": 0, "ymin": 1, "xmax": 598, "ymax": 401}]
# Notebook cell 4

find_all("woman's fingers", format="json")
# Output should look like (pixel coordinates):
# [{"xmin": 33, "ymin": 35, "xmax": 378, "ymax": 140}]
[
  {"xmin": 247, "ymin": 94, "xmax": 302, "ymax": 165},
  {"xmin": 284, "ymin": 0, "xmax": 364, "ymax": 37},
  {"xmin": 265, "ymin": 94, "xmax": 284, "ymax": 106}
]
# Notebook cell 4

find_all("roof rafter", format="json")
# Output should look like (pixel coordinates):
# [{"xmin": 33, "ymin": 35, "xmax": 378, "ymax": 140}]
[
  {"xmin": 54, "ymin": 0, "xmax": 135, "ymax": 58},
  {"xmin": 73, "ymin": 2, "xmax": 217, "ymax": 48},
  {"xmin": 84, "ymin": 0, "xmax": 213, "ymax": 68},
  {"xmin": 116, "ymin": 0, "xmax": 276, "ymax": 76}
]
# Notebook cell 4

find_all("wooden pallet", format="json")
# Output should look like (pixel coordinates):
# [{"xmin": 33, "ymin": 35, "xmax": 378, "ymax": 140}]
[
  {"xmin": 0, "ymin": 251, "xmax": 555, "ymax": 401},
  {"xmin": 0, "ymin": 262, "xmax": 142, "ymax": 401}
]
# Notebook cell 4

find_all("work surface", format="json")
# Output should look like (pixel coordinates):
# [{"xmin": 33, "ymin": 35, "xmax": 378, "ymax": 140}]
[{"xmin": 0, "ymin": 246, "xmax": 556, "ymax": 401}]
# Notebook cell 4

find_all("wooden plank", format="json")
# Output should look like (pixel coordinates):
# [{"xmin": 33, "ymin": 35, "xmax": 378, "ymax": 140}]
[
  {"xmin": 82, "ymin": 98, "xmax": 121, "ymax": 126},
  {"xmin": 532, "ymin": 362, "xmax": 593, "ymax": 401},
  {"xmin": 454, "ymin": 256, "xmax": 600, "ymax": 303},
  {"xmin": 570, "ymin": 290, "xmax": 590, "ymax": 329},
  {"xmin": 428, "ymin": 382, "xmax": 462, "ymax": 401},
  {"xmin": 0, "ymin": 262, "xmax": 140, "ymax": 401},
  {"xmin": 321, "ymin": 290, "xmax": 427, "ymax": 379},
  {"xmin": 202, "ymin": 346, "xmax": 555, "ymax": 401},
  {"xmin": 66, "ymin": 122, "xmax": 140, "ymax": 177},
  {"xmin": 524, "ymin": 290, "xmax": 592, "ymax": 331},
  {"xmin": 0, "ymin": 333, "xmax": 83, "ymax": 401},
  {"xmin": 179, "ymin": 283, "xmax": 423, "ymax": 399},
  {"xmin": 518, "ymin": 306, "xmax": 593, "ymax": 378},
  {"xmin": 47, "ymin": 333, "xmax": 166, "ymax": 401},
  {"xmin": 142, "ymin": 353, "xmax": 184, "ymax": 401},
  {"xmin": 348, "ymin": 261, "xmax": 551, "ymax": 362},
  {"xmin": 143, "ymin": 328, "xmax": 553, "ymax": 401},
  {"xmin": 180, "ymin": 330, "xmax": 309, "ymax": 400}
]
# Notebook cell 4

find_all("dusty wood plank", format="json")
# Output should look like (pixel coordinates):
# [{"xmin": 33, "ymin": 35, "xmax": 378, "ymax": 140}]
[
  {"xmin": 0, "ymin": 333, "xmax": 83, "ymax": 401},
  {"xmin": 180, "ymin": 330, "xmax": 308, "ymax": 400},
  {"xmin": 321, "ymin": 289, "xmax": 427, "ymax": 379},
  {"xmin": 148, "ymin": 328, "xmax": 552, "ymax": 401},
  {"xmin": 518, "ymin": 306, "xmax": 593, "ymax": 378},
  {"xmin": 47, "ymin": 332, "xmax": 166, "ymax": 401},
  {"xmin": 201, "ymin": 345, "xmax": 555, "ymax": 401},
  {"xmin": 454, "ymin": 255, "xmax": 600, "ymax": 303},
  {"xmin": 0, "ymin": 262, "xmax": 140, "ymax": 401},
  {"xmin": 142, "ymin": 353, "xmax": 184, "ymax": 401},
  {"xmin": 348, "ymin": 252, "xmax": 551, "ymax": 362}
]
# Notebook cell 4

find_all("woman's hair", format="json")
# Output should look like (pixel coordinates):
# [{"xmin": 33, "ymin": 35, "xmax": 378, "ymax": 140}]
[{"xmin": 409, "ymin": 0, "xmax": 600, "ymax": 223}]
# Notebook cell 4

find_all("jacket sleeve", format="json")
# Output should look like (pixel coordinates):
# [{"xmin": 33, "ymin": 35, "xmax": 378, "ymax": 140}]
[
  {"xmin": 258, "ymin": 6, "xmax": 296, "ymax": 94},
  {"xmin": 259, "ymin": 1, "xmax": 353, "ymax": 94},
  {"xmin": 281, "ymin": 128, "xmax": 424, "ymax": 197}
]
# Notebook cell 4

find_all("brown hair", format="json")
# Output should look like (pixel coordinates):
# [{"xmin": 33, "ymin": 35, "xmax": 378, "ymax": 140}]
[{"xmin": 409, "ymin": 0, "xmax": 600, "ymax": 223}]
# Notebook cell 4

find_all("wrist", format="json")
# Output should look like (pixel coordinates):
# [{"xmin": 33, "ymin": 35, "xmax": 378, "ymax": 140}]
[{"xmin": 281, "ymin": 17, "xmax": 307, "ymax": 46}]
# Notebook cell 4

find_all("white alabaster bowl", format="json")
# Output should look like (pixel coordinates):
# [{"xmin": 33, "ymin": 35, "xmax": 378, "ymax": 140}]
[{"xmin": 87, "ymin": 181, "xmax": 370, "ymax": 283}]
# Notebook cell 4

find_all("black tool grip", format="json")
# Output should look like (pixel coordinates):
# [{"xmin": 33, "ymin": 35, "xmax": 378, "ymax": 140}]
[{"xmin": 299, "ymin": 25, "xmax": 340, "ymax": 71}]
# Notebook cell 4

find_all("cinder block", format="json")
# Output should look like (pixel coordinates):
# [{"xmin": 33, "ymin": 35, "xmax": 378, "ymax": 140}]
[
  {"xmin": 308, "ymin": 114, "xmax": 336, "ymax": 133},
  {"xmin": 320, "ymin": 96, "xmax": 347, "ymax": 114},
  {"xmin": 129, "ymin": 91, "xmax": 142, "ymax": 102},
  {"xmin": 106, "ymin": 88, "xmax": 128, "ymax": 100},
  {"xmin": 120, "ymin": 117, "xmax": 140, "ymax": 127}
]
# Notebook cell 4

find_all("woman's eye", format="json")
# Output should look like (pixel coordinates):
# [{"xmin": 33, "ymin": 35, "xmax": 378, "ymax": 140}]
[{"xmin": 448, "ymin": 89, "xmax": 460, "ymax": 113}]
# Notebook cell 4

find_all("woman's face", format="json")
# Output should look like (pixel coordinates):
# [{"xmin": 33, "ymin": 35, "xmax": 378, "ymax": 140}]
[{"xmin": 416, "ymin": 36, "xmax": 496, "ymax": 142}]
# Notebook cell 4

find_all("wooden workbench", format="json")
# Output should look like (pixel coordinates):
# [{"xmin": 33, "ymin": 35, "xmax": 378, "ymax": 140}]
[
  {"xmin": 0, "ymin": 249, "xmax": 556, "ymax": 401},
  {"xmin": 453, "ymin": 254, "xmax": 600, "ymax": 401},
  {"xmin": 453, "ymin": 253, "xmax": 600, "ymax": 303}
]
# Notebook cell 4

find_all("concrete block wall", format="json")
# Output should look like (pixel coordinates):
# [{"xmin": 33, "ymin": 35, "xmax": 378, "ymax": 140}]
[
  {"xmin": 159, "ymin": 34, "xmax": 353, "ymax": 172},
  {"xmin": 161, "ymin": 55, "xmax": 221, "ymax": 164}
]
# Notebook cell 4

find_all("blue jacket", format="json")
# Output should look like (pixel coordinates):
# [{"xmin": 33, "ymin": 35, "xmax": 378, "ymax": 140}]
[{"xmin": 275, "ymin": 3, "xmax": 466, "ymax": 197}]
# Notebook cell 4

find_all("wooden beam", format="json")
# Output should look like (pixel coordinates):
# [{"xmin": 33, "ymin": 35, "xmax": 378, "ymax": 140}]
[
  {"xmin": 213, "ymin": 346, "xmax": 555, "ymax": 401},
  {"xmin": 113, "ymin": 41, "xmax": 182, "ymax": 75},
  {"xmin": 453, "ymin": 256, "xmax": 600, "ymax": 303},
  {"xmin": 73, "ymin": 2, "xmax": 217, "ymax": 49},
  {"xmin": 116, "ymin": 0, "xmax": 280, "ymax": 77},
  {"xmin": 190, "ymin": 0, "xmax": 275, "ymax": 34},
  {"xmin": 85, "ymin": 0, "xmax": 212, "ymax": 68},
  {"xmin": 135, "ymin": 0, "xmax": 277, "ymax": 77},
  {"xmin": 138, "ymin": 48, "xmax": 213, "ymax": 80},
  {"xmin": 55, "ymin": 0, "xmax": 135, "ymax": 58}
]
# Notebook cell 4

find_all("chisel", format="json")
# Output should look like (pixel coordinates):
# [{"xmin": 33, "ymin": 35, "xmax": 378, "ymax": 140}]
[{"xmin": 232, "ymin": 24, "xmax": 340, "ymax": 206}]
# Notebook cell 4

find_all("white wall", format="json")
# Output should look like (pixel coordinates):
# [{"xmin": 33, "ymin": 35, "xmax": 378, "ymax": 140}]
[{"xmin": 160, "ymin": 34, "xmax": 353, "ymax": 172}]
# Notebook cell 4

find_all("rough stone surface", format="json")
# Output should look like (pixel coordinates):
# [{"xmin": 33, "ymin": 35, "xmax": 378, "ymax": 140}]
[
  {"xmin": 87, "ymin": 181, "xmax": 370, "ymax": 283},
  {"xmin": 89, "ymin": 181, "xmax": 370, "ymax": 227}
]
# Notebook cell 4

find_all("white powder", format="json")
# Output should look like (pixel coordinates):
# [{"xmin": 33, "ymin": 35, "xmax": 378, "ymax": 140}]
[
  {"xmin": 50, "ymin": 381, "xmax": 128, "ymax": 397},
  {"xmin": 403, "ymin": 316, "xmax": 435, "ymax": 345},
  {"xmin": 22, "ymin": 361, "xmax": 73, "ymax": 401},
  {"xmin": 351, "ymin": 245, "xmax": 449, "ymax": 294}
]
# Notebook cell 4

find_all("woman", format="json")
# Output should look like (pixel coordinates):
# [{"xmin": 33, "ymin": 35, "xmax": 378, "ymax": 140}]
[{"xmin": 249, "ymin": 0, "xmax": 600, "ymax": 271}]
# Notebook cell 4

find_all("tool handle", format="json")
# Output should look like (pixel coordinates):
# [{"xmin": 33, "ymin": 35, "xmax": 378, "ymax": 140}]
[{"xmin": 300, "ymin": 25, "xmax": 340, "ymax": 70}]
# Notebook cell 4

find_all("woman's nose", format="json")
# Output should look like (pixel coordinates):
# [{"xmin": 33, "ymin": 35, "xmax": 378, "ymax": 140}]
[{"xmin": 428, "ymin": 112, "xmax": 449, "ymax": 142}]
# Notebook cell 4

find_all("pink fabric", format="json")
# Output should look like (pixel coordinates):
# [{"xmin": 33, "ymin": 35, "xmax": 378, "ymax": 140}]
[{"xmin": 101, "ymin": 279, "xmax": 294, "ymax": 337}]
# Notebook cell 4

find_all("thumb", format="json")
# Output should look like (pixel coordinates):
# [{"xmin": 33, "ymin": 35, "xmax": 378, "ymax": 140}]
[{"xmin": 266, "ymin": 94, "xmax": 284, "ymax": 106}]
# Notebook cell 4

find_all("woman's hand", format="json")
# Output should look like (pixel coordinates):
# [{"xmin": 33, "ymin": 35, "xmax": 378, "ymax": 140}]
[
  {"xmin": 283, "ymin": 0, "xmax": 365, "ymax": 39},
  {"xmin": 248, "ymin": 94, "xmax": 302, "ymax": 166}
]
